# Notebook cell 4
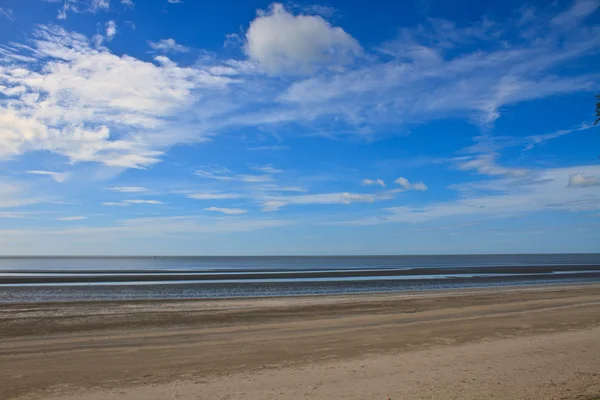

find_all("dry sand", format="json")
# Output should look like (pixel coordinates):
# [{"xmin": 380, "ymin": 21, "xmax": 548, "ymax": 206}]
[{"xmin": 1, "ymin": 285, "xmax": 600, "ymax": 399}]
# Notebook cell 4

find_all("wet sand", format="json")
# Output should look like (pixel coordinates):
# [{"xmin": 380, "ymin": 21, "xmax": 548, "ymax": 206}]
[{"xmin": 1, "ymin": 284, "xmax": 600, "ymax": 399}]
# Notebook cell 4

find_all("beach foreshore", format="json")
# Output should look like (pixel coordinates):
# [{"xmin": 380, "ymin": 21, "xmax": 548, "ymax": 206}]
[{"xmin": 1, "ymin": 284, "xmax": 600, "ymax": 399}]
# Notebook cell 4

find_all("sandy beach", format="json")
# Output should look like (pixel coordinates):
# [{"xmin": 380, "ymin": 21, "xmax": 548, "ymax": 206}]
[{"xmin": 1, "ymin": 284, "xmax": 600, "ymax": 399}]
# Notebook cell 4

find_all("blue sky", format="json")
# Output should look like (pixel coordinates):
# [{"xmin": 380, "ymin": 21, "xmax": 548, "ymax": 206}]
[{"xmin": 0, "ymin": 0, "xmax": 599, "ymax": 255}]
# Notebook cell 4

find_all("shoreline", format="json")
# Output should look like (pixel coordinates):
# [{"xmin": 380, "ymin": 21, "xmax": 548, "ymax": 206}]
[
  {"xmin": 1, "ymin": 281, "xmax": 598, "ymax": 306},
  {"xmin": 2, "ymin": 284, "xmax": 600, "ymax": 399}
]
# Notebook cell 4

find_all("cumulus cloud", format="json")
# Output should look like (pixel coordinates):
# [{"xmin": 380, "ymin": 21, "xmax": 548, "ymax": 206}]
[
  {"xmin": 105, "ymin": 186, "xmax": 148, "ymax": 193},
  {"xmin": 27, "ymin": 170, "xmax": 70, "ymax": 183},
  {"xmin": 105, "ymin": 20, "xmax": 117, "ymax": 41},
  {"xmin": 148, "ymin": 38, "xmax": 190, "ymax": 53},
  {"xmin": 244, "ymin": 3, "xmax": 361, "ymax": 75},
  {"xmin": 362, "ymin": 178, "xmax": 385, "ymax": 187},
  {"xmin": 121, "ymin": 0, "xmax": 134, "ymax": 7},
  {"xmin": 394, "ymin": 177, "xmax": 428, "ymax": 191},
  {"xmin": 204, "ymin": 206, "xmax": 247, "ymax": 215},
  {"xmin": 567, "ymin": 173, "xmax": 600, "ymax": 188}
]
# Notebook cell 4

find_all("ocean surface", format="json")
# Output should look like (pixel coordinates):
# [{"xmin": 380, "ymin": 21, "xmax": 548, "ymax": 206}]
[{"xmin": 1, "ymin": 254, "xmax": 600, "ymax": 303}]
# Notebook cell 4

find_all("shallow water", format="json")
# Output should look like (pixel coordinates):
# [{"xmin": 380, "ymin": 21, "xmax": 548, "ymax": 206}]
[{"xmin": 1, "ymin": 254, "xmax": 599, "ymax": 302}]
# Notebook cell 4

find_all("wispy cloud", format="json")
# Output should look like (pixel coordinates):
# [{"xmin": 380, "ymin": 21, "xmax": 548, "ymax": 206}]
[
  {"xmin": 56, "ymin": 216, "xmax": 87, "ymax": 221},
  {"xmin": 53, "ymin": 0, "xmax": 110, "ymax": 20},
  {"xmin": 187, "ymin": 193, "xmax": 242, "ymax": 200},
  {"xmin": 0, "ymin": 180, "xmax": 46, "ymax": 208},
  {"xmin": 552, "ymin": 0, "xmax": 599, "ymax": 26},
  {"xmin": 247, "ymin": 145, "xmax": 289, "ymax": 151},
  {"xmin": 147, "ymin": 38, "xmax": 190, "ymax": 53},
  {"xmin": 102, "ymin": 199, "xmax": 163, "ymax": 206},
  {"xmin": 0, "ymin": 7, "xmax": 14, "ymax": 20},
  {"xmin": 27, "ymin": 170, "xmax": 70, "ymax": 183},
  {"xmin": 362, "ymin": 178, "xmax": 385, "ymax": 187},
  {"xmin": 195, "ymin": 166, "xmax": 274, "ymax": 183},
  {"xmin": 106, "ymin": 186, "xmax": 149, "ymax": 193},
  {"xmin": 204, "ymin": 206, "xmax": 247, "ymax": 215},
  {"xmin": 261, "ymin": 192, "xmax": 381, "ymax": 211},
  {"xmin": 125, "ymin": 199, "xmax": 163, "ymax": 205},
  {"xmin": 252, "ymin": 165, "xmax": 284, "ymax": 174},
  {"xmin": 455, "ymin": 154, "xmax": 529, "ymax": 178}
]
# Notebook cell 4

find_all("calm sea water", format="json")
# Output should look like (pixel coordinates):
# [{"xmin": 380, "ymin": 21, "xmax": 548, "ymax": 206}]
[{"xmin": 1, "ymin": 254, "xmax": 599, "ymax": 302}]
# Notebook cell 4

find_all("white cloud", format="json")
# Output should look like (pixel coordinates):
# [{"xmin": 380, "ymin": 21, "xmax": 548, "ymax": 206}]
[
  {"xmin": 102, "ymin": 202, "xmax": 131, "ymax": 206},
  {"xmin": 524, "ymin": 123, "xmax": 593, "ymax": 151},
  {"xmin": 293, "ymin": 4, "xmax": 337, "ymax": 18},
  {"xmin": 362, "ymin": 178, "xmax": 385, "ymax": 187},
  {"xmin": 552, "ymin": 0, "xmax": 599, "ymax": 26},
  {"xmin": 121, "ymin": 0, "xmax": 134, "ymax": 7},
  {"xmin": 194, "ymin": 167, "xmax": 274, "ymax": 183},
  {"xmin": 167, "ymin": 0, "xmax": 182, "ymax": 3},
  {"xmin": 27, "ymin": 170, "xmax": 70, "ymax": 183},
  {"xmin": 279, "ymin": 3, "xmax": 600, "ymax": 129},
  {"xmin": 567, "ymin": 173, "xmax": 600, "ymax": 188},
  {"xmin": 261, "ymin": 192, "xmax": 379, "ymax": 211},
  {"xmin": 456, "ymin": 154, "xmax": 529, "ymax": 178},
  {"xmin": 125, "ymin": 199, "xmax": 163, "ymax": 205},
  {"xmin": 344, "ymin": 164, "xmax": 600, "ymax": 225},
  {"xmin": 56, "ymin": 216, "xmax": 87, "ymax": 221},
  {"xmin": 187, "ymin": 193, "xmax": 241, "ymax": 200},
  {"xmin": 0, "ymin": 180, "xmax": 45, "ymax": 208},
  {"xmin": 0, "ymin": 26, "xmax": 235, "ymax": 168},
  {"xmin": 247, "ymin": 145, "xmax": 289, "ymax": 151},
  {"xmin": 394, "ymin": 177, "xmax": 428, "ymax": 191},
  {"xmin": 0, "ymin": 7, "xmax": 14, "ymax": 20},
  {"xmin": 105, "ymin": 20, "xmax": 117, "ymax": 41},
  {"xmin": 244, "ymin": 3, "xmax": 361, "ymax": 75},
  {"xmin": 102, "ymin": 199, "xmax": 162, "ymax": 206},
  {"xmin": 252, "ymin": 165, "xmax": 283, "ymax": 174},
  {"xmin": 258, "ymin": 184, "xmax": 307, "ymax": 192},
  {"xmin": 106, "ymin": 186, "xmax": 148, "ymax": 193},
  {"xmin": 54, "ymin": 0, "xmax": 110, "ymax": 19},
  {"xmin": 0, "ymin": 211, "xmax": 46, "ymax": 219},
  {"xmin": 204, "ymin": 206, "xmax": 247, "ymax": 215},
  {"xmin": 148, "ymin": 38, "xmax": 190, "ymax": 53}
]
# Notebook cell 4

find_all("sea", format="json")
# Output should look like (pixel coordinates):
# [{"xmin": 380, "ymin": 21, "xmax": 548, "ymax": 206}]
[{"xmin": 1, "ymin": 254, "xmax": 600, "ymax": 303}]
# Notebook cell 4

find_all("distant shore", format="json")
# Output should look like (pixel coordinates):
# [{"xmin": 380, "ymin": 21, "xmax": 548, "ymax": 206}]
[{"xmin": 1, "ymin": 284, "xmax": 600, "ymax": 399}]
